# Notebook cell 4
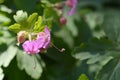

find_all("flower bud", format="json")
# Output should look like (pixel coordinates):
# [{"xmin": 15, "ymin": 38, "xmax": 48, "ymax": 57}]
[
  {"xmin": 17, "ymin": 31, "xmax": 26, "ymax": 46},
  {"xmin": 60, "ymin": 16, "xmax": 67, "ymax": 25}
]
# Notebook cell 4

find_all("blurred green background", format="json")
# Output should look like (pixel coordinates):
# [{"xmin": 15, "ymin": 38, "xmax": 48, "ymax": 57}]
[{"xmin": 1, "ymin": 0, "xmax": 120, "ymax": 80}]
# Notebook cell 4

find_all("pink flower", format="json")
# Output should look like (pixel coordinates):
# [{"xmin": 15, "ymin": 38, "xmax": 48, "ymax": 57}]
[
  {"xmin": 66, "ymin": 0, "xmax": 78, "ymax": 16},
  {"xmin": 37, "ymin": 26, "xmax": 51, "ymax": 49},
  {"xmin": 22, "ymin": 37, "xmax": 45, "ymax": 54},
  {"xmin": 22, "ymin": 26, "xmax": 51, "ymax": 54}
]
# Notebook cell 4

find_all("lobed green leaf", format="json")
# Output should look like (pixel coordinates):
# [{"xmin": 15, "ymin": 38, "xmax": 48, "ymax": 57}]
[
  {"xmin": 8, "ymin": 23, "xmax": 21, "ymax": 33},
  {"xmin": 27, "ymin": 13, "xmax": 38, "ymax": 29},
  {"xmin": 0, "ymin": 46, "xmax": 17, "ymax": 67},
  {"xmin": 95, "ymin": 58, "xmax": 120, "ymax": 80},
  {"xmin": 16, "ymin": 50, "xmax": 43, "ymax": 79},
  {"xmin": 13, "ymin": 10, "xmax": 28, "ymax": 25}
]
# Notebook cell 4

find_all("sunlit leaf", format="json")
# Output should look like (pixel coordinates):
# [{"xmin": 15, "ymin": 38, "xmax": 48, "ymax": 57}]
[
  {"xmin": 0, "ymin": 5, "xmax": 12, "ymax": 13},
  {"xmin": 33, "ymin": 16, "xmax": 44, "ymax": 32},
  {"xmin": 0, "ymin": 13, "xmax": 11, "ymax": 26},
  {"xmin": 78, "ymin": 74, "xmax": 89, "ymax": 80},
  {"xmin": 0, "ymin": 68, "xmax": 4, "ymax": 80},
  {"xmin": 9, "ymin": 23, "xmax": 21, "ymax": 33},
  {"xmin": 13, "ymin": 10, "xmax": 28, "ymax": 25},
  {"xmin": 27, "ymin": 13, "xmax": 38, "ymax": 29},
  {"xmin": 17, "ymin": 50, "xmax": 43, "ymax": 79},
  {"xmin": 0, "ymin": 0, "xmax": 4, "ymax": 3},
  {"xmin": 0, "ymin": 46, "xmax": 17, "ymax": 67}
]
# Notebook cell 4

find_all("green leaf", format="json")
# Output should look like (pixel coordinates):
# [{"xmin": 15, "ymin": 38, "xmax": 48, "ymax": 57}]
[
  {"xmin": 0, "ymin": 46, "xmax": 17, "ymax": 67},
  {"xmin": 0, "ymin": 0, "xmax": 4, "ymax": 3},
  {"xmin": 78, "ymin": 74, "xmax": 89, "ymax": 80},
  {"xmin": 43, "ymin": 7, "xmax": 59, "ymax": 23},
  {"xmin": 0, "ymin": 31, "xmax": 3, "ymax": 37},
  {"xmin": 10, "ymin": 12, "xmax": 39, "ymax": 32},
  {"xmin": 9, "ymin": 23, "xmax": 21, "ymax": 33},
  {"xmin": 0, "ymin": 5, "xmax": 12, "ymax": 13},
  {"xmin": 73, "ymin": 52, "xmax": 93, "ymax": 60},
  {"xmin": 56, "ymin": 27, "xmax": 74, "ymax": 48},
  {"xmin": 13, "ymin": 10, "xmax": 28, "ymax": 25},
  {"xmin": 41, "ymin": 0, "xmax": 62, "ymax": 4},
  {"xmin": 86, "ymin": 53, "xmax": 113, "ymax": 65},
  {"xmin": 95, "ymin": 58, "xmax": 120, "ymax": 80},
  {"xmin": 0, "ymin": 68, "xmax": 4, "ymax": 80},
  {"xmin": 34, "ymin": 16, "xmax": 52, "ymax": 32},
  {"xmin": 41, "ymin": 0, "xmax": 53, "ymax": 7},
  {"xmin": 16, "ymin": 50, "xmax": 43, "ymax": 79},
  {"xmin": 65, "ymin": 13, "xmax": 78, "ymax": 37},
  {"xmin": 41, "ymin": 18, "xmax": 52, "ymax": 30},
  {"xmin": 33, "ymin": 16, "xmax": 44, "ymax": 32},
  {"xmin": 0, "ymin": 13, "xmax": 11, "ymax": 26},
  {"xmin": 103, "ymin": 10, "xmax": 120, "ymax": 43},
  {"xmin": 27, "ymin": 13, "xmax": 38, "ymax": 29}
]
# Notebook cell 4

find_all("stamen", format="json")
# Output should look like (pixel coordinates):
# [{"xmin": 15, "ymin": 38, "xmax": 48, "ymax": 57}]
[
  {"xmin": 28, "ymin": 34, "xmax": 32, "ymax": 41},
  {"xmin": 51, "ymin": 43, "xmax": 65, "ymax": 53}
]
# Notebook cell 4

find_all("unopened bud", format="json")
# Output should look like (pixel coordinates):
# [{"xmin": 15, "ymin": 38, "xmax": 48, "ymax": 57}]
[
  {"xmin": 60, "ymin": 16, "xmax": 67, "ymax": 25},
  {"xmin": 17, "ymin": 31, "xmax": 26, "ymax": 46},
  {"xmin": 66, "ymin": 0, "xmax": 73, "ymax": 8}
]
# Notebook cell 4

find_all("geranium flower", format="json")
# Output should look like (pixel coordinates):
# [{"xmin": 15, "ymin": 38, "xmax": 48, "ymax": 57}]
[
  {"xmin": 66, "ymin": 0, "xmax": 78, "ymax": 16},
  {"xmin": 37, "ymin": 26, "xmax": 51, "ymax": 49},
  {"xmin": 22, "ymin": 37, "xmax": 45, "ymax": 54},
  {"xmin": 22, "ymin": 26, "xmax": 51, "ymax": 54}
]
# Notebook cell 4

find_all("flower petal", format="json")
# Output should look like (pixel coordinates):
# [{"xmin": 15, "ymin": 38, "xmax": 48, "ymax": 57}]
[{"xmin": 67, "ymin": 0, "xmax": 78, "ymax": 16}]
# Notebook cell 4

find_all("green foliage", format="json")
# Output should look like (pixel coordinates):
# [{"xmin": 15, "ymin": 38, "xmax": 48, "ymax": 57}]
[
  {"xmin": 78, "ymin": 74, "xmax": 89, "ymax": 80},
  {"xmin": 14, "ymin": 0, "xmax": 37, "ymax": 12},
  {"xmin": 34, "ymin": 16, "xmax": 52, "ymax": 32},
  {"xmin": 2, "ymin": 0, "xmax": 120, "ymax": 80},
  {"xmin": 102, "ymin": 10, "xmax": 120, "ymax": 44},
  {"xmin": 0, "ymin": 0, "xmax": 4, "ymax": 3},
  {"xmin": 0, "ymin": 46, "xmax": 17, "ymax": 67},
  {"xmin": 0, "ymin": 13, "xmax": 11, "ymax": 26},
  {"xmin": 33, "ymin": 16, "xmax": 43, "ymax": 32},
  {"xmin": 95, "ymin": 58, "xmax": 120, "ymax": 80},
  {"xmin": 0, "ymin": 67, "xmax": 4, "ymax": 80},
  {"xmin": 9, "ymin": 10, "xmax": 52, "ymax": 33},
  {"xmin": 94, "ymin": 9, "xmax": 120, "ymax": 80},
  {"xmin": 16, "ymin": 50, "xmax": 43, "ymax": 79},
  {"xmin": 27, "ymin": 13, "xmax": 38, "ymax": 29},
  {"xmin": 9, "ymin": 23, "xmax": 21, "ymax": 33},
  {"xmin": 9, "ymin": 10, "xmax": 38, "ymax": 32},
  {"xmin": 13, "ymin": 10, "xmax": 28, "ymax": 24}
]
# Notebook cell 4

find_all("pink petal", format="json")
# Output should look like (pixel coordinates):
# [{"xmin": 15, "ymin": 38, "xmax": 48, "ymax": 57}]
[{"xmin": 68, "ymin": 0, "xmax": 78, "ymax": 16}]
